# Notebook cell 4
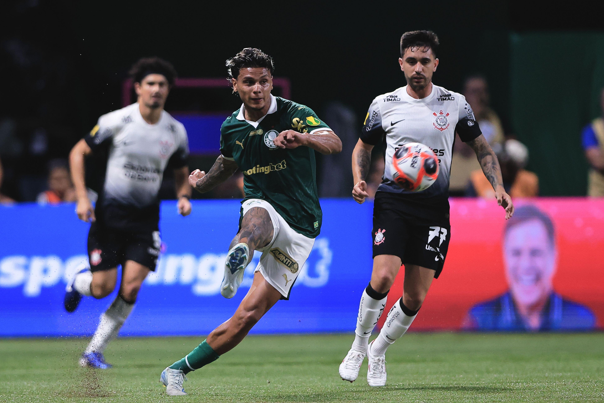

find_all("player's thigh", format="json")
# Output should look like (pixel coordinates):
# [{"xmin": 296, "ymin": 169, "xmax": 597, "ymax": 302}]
[
  {"xmin": 253, "ymin": 209, "xmax": 314, "ymax": 300},
  {"xmin": 239, "ymin": 199, "xmax": 277, "ymax": 248},
  {"xmin": 121, "ymin": 260, "xmax": 151, "ymax": 289},
  {"xmin": 370, "ymin": 254, "xmax": 403, "ymax": 292},
  {"xmin": 371, "ymin": 195, "xmax": 410, "ymax": 263},
  {"xmin": 87, "ymin": 223, "xmax": 121, "ymax": 290},
  {"xmin": 122, "ymin": 229, "xmax": 161, "ymax": 272},
  {"xmin": 404, "ymin": 220, "xmax": 451, "ymax": 279}
]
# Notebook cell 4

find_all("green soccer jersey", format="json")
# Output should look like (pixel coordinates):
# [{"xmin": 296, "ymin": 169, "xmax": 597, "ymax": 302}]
[{"xmin": 220, "ymin": 95, "xmax": 331, "ymax": 238}]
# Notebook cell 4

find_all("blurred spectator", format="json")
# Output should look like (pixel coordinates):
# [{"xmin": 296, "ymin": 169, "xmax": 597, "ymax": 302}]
[
  {"xmin": 581, "ymin": 87, "xmax": 604, "ymax": 197},
  {"xmin": 0, "ymin": 157, "xmax": 15, "ymax": 204},
  {"xmin": 449, "ymin": 75, "xmax": 506, "ymax": 196},
  {"xmin": 463, "ymin": 205, "xmax": 595, "ymax": 331},
  {"xmin": 36, "ymin": 159, "xmax": 77, "ymax": 204},
  {"xmin": 467, "ymin": 139, "xmax": 538, "ymax": 198}
]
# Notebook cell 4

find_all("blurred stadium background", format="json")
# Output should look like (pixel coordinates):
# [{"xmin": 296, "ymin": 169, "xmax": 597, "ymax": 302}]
[{"xmin": 1, "ymin": 0, "xmax": 603, "ymax": 401}]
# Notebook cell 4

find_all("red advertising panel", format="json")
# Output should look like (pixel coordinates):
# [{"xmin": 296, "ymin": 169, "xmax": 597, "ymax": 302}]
[{"xmin": 378, "ymin": 198, "xmax": 604, "ymax": 331}]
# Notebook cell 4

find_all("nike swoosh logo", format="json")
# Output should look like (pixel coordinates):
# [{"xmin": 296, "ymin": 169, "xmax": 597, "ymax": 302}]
[{"xmin": 391, "ymin": 119, "xmax": 405, "ymax": 126}]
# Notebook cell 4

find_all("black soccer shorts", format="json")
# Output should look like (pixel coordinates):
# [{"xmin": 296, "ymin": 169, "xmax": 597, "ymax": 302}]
[
  {"xmin": 372, "ymin": 193, "xmax": 451, "ymax": 278},
  {"xmin": 87, "ymin": 222, "xmax": 161, "ymax": 272}
]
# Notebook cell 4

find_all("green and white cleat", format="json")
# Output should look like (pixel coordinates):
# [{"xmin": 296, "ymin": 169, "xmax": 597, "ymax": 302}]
[
  {"xmin": 220, "ymin": 243, "xmax": 250, "ymax": 299},
  {"xmin": 160, "ymin": 367, "xmax": 187, "ymax": 396}
]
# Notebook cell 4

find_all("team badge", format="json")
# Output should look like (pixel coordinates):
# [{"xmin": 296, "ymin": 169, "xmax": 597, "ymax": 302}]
[
  {"xmin": 374, "ymin": 228, "xmax": 386, "ymax": 245},
  {"xmin": 159, "ymin": 140, "xmax": 173, "ymax": 158},
  {"xmin": 306, "ymin": 116, "xmax": 321, "ymax": 126},
  {"xmin": 433, "ymin": 110, "xmax": 450, "ymax": 132},
  {"xmin": 90, "ymin": 249, "xmax": 102, "ymax": 266},
  {"xmin": 264, "ymin": 130, "xmax": 279, "ymax": 150}
]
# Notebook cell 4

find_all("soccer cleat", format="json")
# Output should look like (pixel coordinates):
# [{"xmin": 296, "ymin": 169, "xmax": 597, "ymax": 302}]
[
  {"xmin": 79, "ymin": 352, "xmax": 112, "ymax": 369},
  {"xmin": 220, "ymin": 243, "xmax": 250, "ymax": 299},
  {"xmin": 64, "ymin": 266, "xmax": 91, "ymax": 313},
  {"xmin": 367, "ymin": 341, "xmax": 387, "ymax": 387},
  {"xmin": 339, "ymin": 348, "xmax": 366, "ymax": 382},
  {"xmin": 160, "ymin": 367, "xmax": 187, "ymax": 396}
]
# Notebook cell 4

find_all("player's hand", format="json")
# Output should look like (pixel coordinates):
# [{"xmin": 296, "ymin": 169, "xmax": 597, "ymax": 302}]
[
  {"xmin": 352, "ymin": 181, "xmax": 370, "ymax": 204},
  {"xmin": 75, "ymin": 197, "xmax": 95, "ymax": 223},
  {"xmin": 495, "ymin": 186, "xmax": 514, "ymax": 220},
  {"xmin": 177, "ymin": 197, "xmax": 192, "ymax": 217},
  {"xmin": 274, "ymin": 130, "xmax": 307, "ymax": 149},
  {"xmin": 189, "ymin": 169, "xmax": 206, "ymax": 190}
]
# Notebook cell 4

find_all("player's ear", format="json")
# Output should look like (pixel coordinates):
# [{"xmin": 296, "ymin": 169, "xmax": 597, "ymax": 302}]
[
  {"xmin": 398, "ymin": 58, "xmax": 404, "ymax": 71},
  {"xmin": 434, "ymin": 58, "xmax": 439, "ymax": 71},
  {"xmin": 134, "ymin": 81, "xmax": 141, "ymax": 96},
  {"xmin": 231, "ymin": 78, "xmax": 238, "ymax": 94}
]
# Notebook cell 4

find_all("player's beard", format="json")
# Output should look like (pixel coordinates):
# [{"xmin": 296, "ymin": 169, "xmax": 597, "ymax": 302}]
[{"xmin": 407, "ymin": 75, "xmax": 428, "ymax": 93}]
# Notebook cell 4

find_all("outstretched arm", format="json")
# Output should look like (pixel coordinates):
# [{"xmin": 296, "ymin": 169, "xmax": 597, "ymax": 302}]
[
  {"xmin": 273, "ymin": 129, "xmax": 342, "ymax": 155},
  {"xmin": 351, "ymin": 139, "xmax": 374, "ymax": 204},
  {"xmin": 466, "ymin": 134, "xmax": 514, "ymax": 219},
  {"xmin": 189, "ymin": 155, "xmax": 239, "ymax": 194}
]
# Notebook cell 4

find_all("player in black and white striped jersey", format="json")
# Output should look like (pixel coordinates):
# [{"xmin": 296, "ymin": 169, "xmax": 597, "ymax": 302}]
[{"xmin": 339, "ymin": 30, "xmax": 514, "ymax": 387}]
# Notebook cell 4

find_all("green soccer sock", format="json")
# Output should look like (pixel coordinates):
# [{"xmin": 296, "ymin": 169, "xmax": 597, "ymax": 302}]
[{"xmin": 169, "ymin": 340, "xmax": 220, "ymax": 374}]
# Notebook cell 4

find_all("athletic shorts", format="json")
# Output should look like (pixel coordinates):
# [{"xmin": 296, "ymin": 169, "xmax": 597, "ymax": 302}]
[
  {"xmin": 87, "ymin": 222, "xmax": 161, "ymax": 272},
  {"xmin": 241, "ymin": 199, "xmax": 315, "ymax": 300},
  {"xmin": 372, "ymin": 193, "xmax": 451, "ymax": 278}
]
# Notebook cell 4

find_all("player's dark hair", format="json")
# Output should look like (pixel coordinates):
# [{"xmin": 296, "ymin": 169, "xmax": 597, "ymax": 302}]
[
  {"xmin": 504, "ymin": 205, "xmax": 555, "ymax": 248},
  {"xmin": 226, "ymin": 48, "xmax": 275, "ymax": 81},
  {"xmin": 400, "ymin": 30, "xmax": 439, "ymax": 58},
  {"xmin": 129, "ymin": 57, "xmax": 177, "ymax": 86}
]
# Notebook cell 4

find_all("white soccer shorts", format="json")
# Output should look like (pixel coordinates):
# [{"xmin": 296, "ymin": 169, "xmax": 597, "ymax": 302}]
[{"xmin": 241, "ymin": 199, "xmax": 315, "ymax": 299}]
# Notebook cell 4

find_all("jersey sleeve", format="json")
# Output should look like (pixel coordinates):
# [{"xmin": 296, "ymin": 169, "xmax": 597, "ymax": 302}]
[
  {"xmin": 83, "ymin": 116, "xmax": 114, "ymax": 151},
  {"xmin": 168, "ymin": 125, "xmax": 189, "ymax": 169},
  {"xmin": 582, "ymin": 124, "xmax": 599, "ymax": 149},
  {"xmin": 219, "ymin": 122, "xmax": 234, "ymax": 160},
  {"xmin": 359, "ymin": 98, "xmax": 385, "ymax": 145},
  {"xmin": 455, "ymin": 95, "xmax": 482, "ymax": 143},
  {"xmin": 289, "ymin": 105, "xmax": 331, "ymax": 134}
]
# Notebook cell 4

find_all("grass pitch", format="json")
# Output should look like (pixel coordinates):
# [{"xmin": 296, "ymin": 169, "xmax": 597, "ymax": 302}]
[{"xmin": 0, "ymin": 333, "xmax": 603, "ymax": 402}]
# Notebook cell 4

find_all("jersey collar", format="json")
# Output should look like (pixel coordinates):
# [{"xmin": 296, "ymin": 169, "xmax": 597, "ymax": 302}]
[{"xmin": 236, "ymin": 94, "xmax": 277, "ymax": 128}]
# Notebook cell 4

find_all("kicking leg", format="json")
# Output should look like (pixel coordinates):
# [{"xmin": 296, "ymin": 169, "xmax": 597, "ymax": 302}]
[
  {"xmin": 163, "ymin": 272, "xmax": 282, "ymax": 395},
  {"xmin": 221, "ymin": 207, "xmax": 274, "ymax": 298},
  {"xmin": 340, "ymin": 255, "xmax": 401, "ymax": 382},
  {"xmin": 367, "ymin": 264, "xmax": 435, "ymax": 387}
]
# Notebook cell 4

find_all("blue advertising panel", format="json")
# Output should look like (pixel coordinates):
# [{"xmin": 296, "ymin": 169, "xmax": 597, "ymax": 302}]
[{"xmin": 0, "ymin": 200, "xmax": 373, "ymax": 337}]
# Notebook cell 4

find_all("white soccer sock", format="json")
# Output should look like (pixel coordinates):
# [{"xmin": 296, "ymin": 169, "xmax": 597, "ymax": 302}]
[
  {"xmin": 371, "ymin": 299, "xmax": 417, "ymax": 356},
  {"xmin": 73, "ymin": 270, "xmax": 93, "ymax": 296},
  {"xmin": 85, "ymin": 296, "xmax": 134, "ymax": 354},
  {"xmin": 351, "ymin": 289, "xmax": 388, "ymax": 353}
]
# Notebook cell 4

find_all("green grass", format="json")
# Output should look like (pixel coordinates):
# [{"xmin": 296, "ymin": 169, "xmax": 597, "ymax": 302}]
[{"xmin": 1, "ymin": 333, "xmax": 603, "ymax": 402}]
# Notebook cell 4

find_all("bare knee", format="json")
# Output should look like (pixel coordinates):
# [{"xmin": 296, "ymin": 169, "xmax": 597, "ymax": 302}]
[
  {"xmin": 119, "ymin": 284, "xmax": 141, "ymax": 303},
  {"xmin": 402, "ymin": 291, "xmax": 426, "ymax": 311},
  {"xmin": 91, "ymin": 280, "xmax": 114, "ymax": 299}
]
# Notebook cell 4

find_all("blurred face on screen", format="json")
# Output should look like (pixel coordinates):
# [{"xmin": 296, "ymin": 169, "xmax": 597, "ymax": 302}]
[
  {"xmin": 504, "ymin": 219, "xmax": 557, "ymax": 309},
  {"xmin": 135, "ymin": 74, "xmax": 170, "ymax": 110}
]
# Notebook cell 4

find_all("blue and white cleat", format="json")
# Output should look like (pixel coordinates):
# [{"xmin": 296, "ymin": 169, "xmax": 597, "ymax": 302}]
[
  {"xmin": 64, "ymin": 266, "xmax": 91, "ymax": 313},
  {"xmin": 79, "ymin": 352, "xmax": 112, "ymax": 369},
  {"xmin": 160, "ymin": 367, "xmax": 187, "ymax": 396},
  {"xmin": 220, "ymin": 243, "xmax": 250, "ymax": 299}
]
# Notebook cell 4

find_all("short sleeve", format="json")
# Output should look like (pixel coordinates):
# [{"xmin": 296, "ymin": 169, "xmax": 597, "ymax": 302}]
[
  {"xmin": 290, "ymin": 105, "xmax": 331, "ymax": 133},
  {"xmin": 359, "ymin": 98, "xmax": 385, "ymax": 145},
  {"xmin": 455, "ymin": 96, "xmax": 482, "ymax": 143},
  {"xmin": 582, "ymin": 124, "xmax": 599, "ymax": 149},
  {"xmin": 84, "ymin": 119, "xmax": 114, "ymax": 151}
]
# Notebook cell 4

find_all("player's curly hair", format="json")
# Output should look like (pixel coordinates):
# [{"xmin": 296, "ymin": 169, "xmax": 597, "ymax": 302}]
[
  {"xmin": 400, "ymin": 30, "xmax": 440, "ymax": 58},
  {"xmin": 226, "ymin": 48, "xmax": 275, "ymax": 81},
  {"xmin": 129, "ymin": 57, "xmax": 177, "ymax": 86}
]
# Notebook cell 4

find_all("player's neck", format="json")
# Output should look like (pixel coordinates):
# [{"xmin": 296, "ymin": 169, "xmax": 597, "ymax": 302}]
[
  {"xmin": 138, "ymin": 102, "xmax": 163, "ymax": 125},
  {"xmin": 243, "ymin": 97, "xmax": 272, "ymax": 122},
  {"xmin": 406, "ymin": 82, "xmax": 433, "ymax": 99}
]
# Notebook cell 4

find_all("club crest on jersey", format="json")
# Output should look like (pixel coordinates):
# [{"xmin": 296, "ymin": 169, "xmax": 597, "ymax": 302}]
[
  {"xmin": 374, "ymin": 228, "xmax": 386, "ymax": 245},
  {"xmin": 90, "ymin": 249, "xmax": 102, "ymax": 266},
  {"xmin": 264, "ymin": 130, "xmax": 279, "ymax": 149},
  {"xmin": 433, "ymin": 110, "xmax": 450, "ymax": 132},
  {"xmin": 159, "ymin": 140, "xmax": 173, "ymax": 158}
]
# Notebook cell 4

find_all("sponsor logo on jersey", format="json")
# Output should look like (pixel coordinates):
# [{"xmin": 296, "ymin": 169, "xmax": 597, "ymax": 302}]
[
  {"xmin": 282, "ymin": 273, "xmax": 292, "ymax": 286},
  {"xmin": 437, "ymin": 93, "xmax": 455, "ymax": 101},
  {"xmin": 391, "ymin": 119, "xmax": 405, "ymax": 126},
  {"xmin": 90, "ymin": 125, "xmax": 100, "ymax": 137},
  {"xmin": 291, "ymin": 118, "xmax": 307, "ymax": 132},
  {"xmin": 464, "ymin": 103, "xmax": 476, "ymax": 121},
  {"xmin": 249, "ymin": 129, "xmax": 264, "ymax": 137},
  {"xmin": 433, "ymin": 110, "xmax": 450, "ymax": 132},
  {"xmin": 124, "ymin": 163, "xmax": 161, "ymax": 182},
  {"xmin": 235, "ymin": 140, "xmax": 244, "ymax": 149},
  {"xmin": 243, "ymin": 160, "xmax": 287, "ymax": 176},
  {"xmin": 374, "ymin": 228, "xmax": 386, "ymax": 245},
  {"xmin": 270, "ymin": 248, "xmax": 299, "ymax": 273},
  {"xmin": 306, "ymin": 116, "xmax": 321, "ymax": 126},
  {"xmin": 264, "ymin": 130, "xmax": 279, "ymax": 149},
  {"xmin": 122, "ymin": 115, "xmax": 133, "ymax": 124},
  {"xmin": 365, "ymin": 111, "xmax": 379, "ymax": 131},
  {"xmin": 384, "ymin": 95, "xmax": 401, "ymax": 102},
  {"xmin": 90, "ymin": 249, "xmax": 102, "ymax": 266}
]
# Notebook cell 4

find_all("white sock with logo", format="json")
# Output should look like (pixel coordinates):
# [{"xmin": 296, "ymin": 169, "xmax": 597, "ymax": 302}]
[
  {"xmin": 351, "ymin": 288, "xmax": 388, "ymax": 354},
  {"xmin": 73, "ymin": 270, "xmax": 93, "ymax": 296},
  {"xmin": 85, "ymin": 296, "xmax": 134, "ymax": 354},
  {"xmin": 371, "ymin": 298, "xmax": 417, "ymax": 357}
]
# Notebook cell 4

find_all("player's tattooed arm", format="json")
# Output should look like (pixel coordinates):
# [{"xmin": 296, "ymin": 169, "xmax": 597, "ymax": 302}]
[
  {"xmin": 274, "ymin": 129, "xmax": 342, "ymax": 155},
  {"xmin": 188, "ymin": 155, "xmax": 239, "ymax": 193},
  {"xmin": 351, "ymin": 139, "xmax": 374, "ymax": 204},
  {"xmin": 467, "ymin": 134, "xmax": 515, "ymax": 219}
]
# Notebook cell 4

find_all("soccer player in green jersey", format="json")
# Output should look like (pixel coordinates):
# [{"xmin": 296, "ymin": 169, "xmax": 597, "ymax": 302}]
[{"xmin": 160, "ymin": 48, "xmax": 342, "ymax": 396}]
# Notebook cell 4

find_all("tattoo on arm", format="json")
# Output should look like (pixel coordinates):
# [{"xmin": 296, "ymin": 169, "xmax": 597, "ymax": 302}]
[
  {"xmin": 467, "ymin": 136, "xmax": 503, "ymax": 190},
  {"xmin": 194, "ymin": 156, "xmax": 238, "ymax": 193},
  {"xmin": 356, "ymin": 147, "xmax": 372, "ymax": 182}
]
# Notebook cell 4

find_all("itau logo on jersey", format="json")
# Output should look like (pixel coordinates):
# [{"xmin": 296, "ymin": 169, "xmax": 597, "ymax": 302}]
[{"xmin": 433, "ymin": 110, "xmax": 450, "ymax": 132}]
